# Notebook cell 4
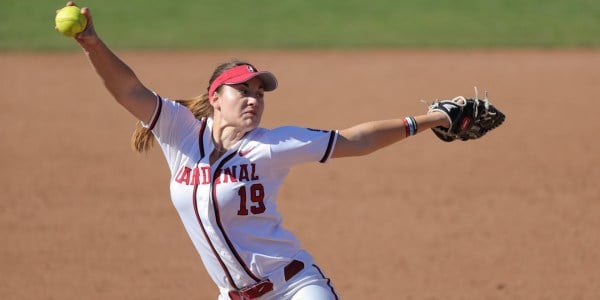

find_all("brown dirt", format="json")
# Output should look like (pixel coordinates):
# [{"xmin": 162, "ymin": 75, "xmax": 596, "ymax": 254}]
[{"xmin": 1, "ymin": 49, "xmax": 599, "ymax": 300}]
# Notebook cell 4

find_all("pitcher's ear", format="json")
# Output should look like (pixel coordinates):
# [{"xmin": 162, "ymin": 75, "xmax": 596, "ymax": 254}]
[{"xmin": 209, "ymin": 93, "xmax": 220, "ymax": 110}]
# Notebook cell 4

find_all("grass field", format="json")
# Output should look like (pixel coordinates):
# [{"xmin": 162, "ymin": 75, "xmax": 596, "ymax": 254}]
[{"xmin": 1, "ymin": 0, "xmax": 600, "ymax": 51}]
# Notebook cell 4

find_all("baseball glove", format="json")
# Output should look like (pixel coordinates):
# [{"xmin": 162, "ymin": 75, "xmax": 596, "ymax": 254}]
[{"xmin": 427, "ymin": 90, "xmax": 505, "ymax": 142}]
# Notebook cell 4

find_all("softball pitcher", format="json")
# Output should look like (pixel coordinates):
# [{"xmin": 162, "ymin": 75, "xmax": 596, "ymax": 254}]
[{"xmin": 66, "ymin": 2, "xmax": 503, "ymax": 299}]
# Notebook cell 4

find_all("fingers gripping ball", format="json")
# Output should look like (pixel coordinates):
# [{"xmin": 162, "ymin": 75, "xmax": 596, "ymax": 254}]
[{"xmin": 55, "ymin": 6, "xmax": 87, "ymax": 37}]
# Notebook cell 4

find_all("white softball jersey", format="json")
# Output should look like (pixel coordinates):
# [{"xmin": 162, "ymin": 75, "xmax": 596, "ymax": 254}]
[{"xmin": 145, "ymin": 95, "xmax": 338, "ymax": 292}]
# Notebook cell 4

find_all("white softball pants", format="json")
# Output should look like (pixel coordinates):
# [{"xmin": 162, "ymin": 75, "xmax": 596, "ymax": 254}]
[{"xmin": 217, "ymin": 264, "xmax": 339, "ymax": 300}]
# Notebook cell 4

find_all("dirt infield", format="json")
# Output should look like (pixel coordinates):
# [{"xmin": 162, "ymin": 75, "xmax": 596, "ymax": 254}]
[{"xmin": 2, "ymin": 49, "xmax": 599, "ymax": 300}]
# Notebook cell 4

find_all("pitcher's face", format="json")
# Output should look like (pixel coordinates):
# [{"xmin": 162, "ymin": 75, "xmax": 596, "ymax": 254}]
[{"xmin": 214, "ymin": 77, "xmax": 265, "ymax": 132}]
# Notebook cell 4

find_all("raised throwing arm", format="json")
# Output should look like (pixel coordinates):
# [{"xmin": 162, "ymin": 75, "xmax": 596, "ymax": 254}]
[{"xmin": 68, "ymin": 2, "xmax": 156, "ymax": 123}]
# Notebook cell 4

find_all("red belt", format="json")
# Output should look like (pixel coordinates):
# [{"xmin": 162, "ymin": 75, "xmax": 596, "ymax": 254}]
[{"xmin": 228, "ymin": 260, "xmax": 304, "ymax": 300}]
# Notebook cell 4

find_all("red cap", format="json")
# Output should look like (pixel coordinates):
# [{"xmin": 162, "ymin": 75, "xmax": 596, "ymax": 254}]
[{"xmin": 208, "ymin": 64, "xmax": 278, "ymax": 99}]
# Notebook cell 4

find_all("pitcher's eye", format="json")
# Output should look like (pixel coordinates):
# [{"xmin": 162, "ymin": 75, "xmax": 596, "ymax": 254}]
[{"xmin": 241, "ymin": 89, "xmax": 250, "ymax": 96}]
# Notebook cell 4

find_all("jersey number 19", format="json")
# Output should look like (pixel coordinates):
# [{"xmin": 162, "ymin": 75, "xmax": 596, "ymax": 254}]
[{"xmin": 237, "ymin": 184, "xmax": 266, "ymax": 215}]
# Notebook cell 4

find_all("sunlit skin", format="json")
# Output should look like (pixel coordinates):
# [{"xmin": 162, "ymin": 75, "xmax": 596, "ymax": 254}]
[{"xmin": 210, "ymin": 77, "xmax": 265, "ymax": 157}]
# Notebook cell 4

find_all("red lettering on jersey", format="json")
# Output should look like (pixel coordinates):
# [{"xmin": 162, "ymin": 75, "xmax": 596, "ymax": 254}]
[
  {"xmin": 222, "ymin": 166, "xmax": 238, "ymax": 183},
  {"xmin": 201, "ymin": 166, "xmax": 210, "ymax": 184},
  {"xmin": 211, "ymin": 164, "xmax": 260, "ymax": 186},
  {"xmin": 190, "ymin": 166, "xmax": 200, "ymax": 185},
  {"xmin": 175, "ymin": 166, "xmax": 191, "ymax": 185},
  {"xmin": 239, "ymin": 164, "xmax": 250, "ymax": 181},
  {"xmin": 230, "ymin": 166, "xmax": 238, "ymax": 182},
  {"xmin": 250, "ymin": 163, "xmax": 259, "ymax": 180}
]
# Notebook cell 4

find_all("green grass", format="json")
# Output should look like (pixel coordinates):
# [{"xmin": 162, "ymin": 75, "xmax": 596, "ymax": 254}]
[{"xmin": 1, "ymin": 0, "xmax": 599, "ymax": 51}]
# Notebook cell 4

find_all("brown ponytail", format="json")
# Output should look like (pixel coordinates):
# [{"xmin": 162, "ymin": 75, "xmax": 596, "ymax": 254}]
[{"xmin": 130, "ymin": 59, "xmax": 251, "ymax": 153}]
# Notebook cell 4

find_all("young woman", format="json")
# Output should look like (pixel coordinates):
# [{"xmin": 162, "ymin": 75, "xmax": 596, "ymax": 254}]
[{"xmin": 67, "ymin": 2, "xmax": 450, "ymax": 299}]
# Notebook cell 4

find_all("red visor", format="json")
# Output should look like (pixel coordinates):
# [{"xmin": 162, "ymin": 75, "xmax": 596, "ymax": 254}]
[{"xmin": 208, "ymin": 64, "xmax": 278, "ymax": 99}]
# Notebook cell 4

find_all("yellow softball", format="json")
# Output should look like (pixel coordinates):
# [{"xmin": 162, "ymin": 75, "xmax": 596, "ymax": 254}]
[{"xmin": 55, "ymin": 6, "xmax": 87, "ymax": 37}]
